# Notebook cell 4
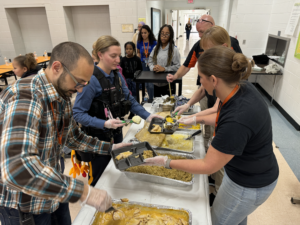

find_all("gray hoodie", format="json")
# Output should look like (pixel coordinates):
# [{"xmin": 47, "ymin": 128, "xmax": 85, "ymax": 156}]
[{"xmin": 148, "ymin": 43, "xmax": 181, "ymax": 87}]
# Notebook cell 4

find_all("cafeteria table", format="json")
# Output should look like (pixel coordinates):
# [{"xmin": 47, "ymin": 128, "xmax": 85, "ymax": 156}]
[
  {"xmin": 73, "ymin": 103, "xmax": 211, "ymax": 225},
  {"xmin": 0, "ymin": 56, "xmax": 50, "ymax": 85},
  {"xmin": 0, "ymin": 68, "xmax": 16, "ymax": 85},
  {"xmin": 134, "ymin": 71, "xmax": 182, "ymax": 103}
]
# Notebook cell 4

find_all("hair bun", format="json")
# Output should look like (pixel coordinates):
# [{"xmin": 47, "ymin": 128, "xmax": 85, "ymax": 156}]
[{"xmin": 232, "ymin": 53, "xmax": 247, "ymax": 72}]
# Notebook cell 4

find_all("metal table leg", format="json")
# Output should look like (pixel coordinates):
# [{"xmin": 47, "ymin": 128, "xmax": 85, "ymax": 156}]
[
  {"xmin": 255, "ymin": 75, "xmax": 258, "ymax": 86},
  {"xmin": 136, "ymin": 82, "xmax": 140, "ymax": 103},
  {"xmin": 178, "ymin": 81, "xmax": 182, "ymax": 96},
  {"xmin": 142, "ymin": 83, "xmax": 145, "ymax": 102},
  {"xmin": 271, "ymin": 75, "xmax": 277, "ymax": 105},
  {"xmin": 291, "ymin": 197, "xmax": 300, "ymax": 204}
]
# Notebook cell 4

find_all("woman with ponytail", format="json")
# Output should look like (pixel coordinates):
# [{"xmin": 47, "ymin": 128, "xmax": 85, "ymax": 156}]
[
  {"xmin": 12, "ymin": 53, "xmax": 42, "ymax": 78},
  {"xmin": 144, "ymin": 46, "xmax": 279, "ymax": 225}
]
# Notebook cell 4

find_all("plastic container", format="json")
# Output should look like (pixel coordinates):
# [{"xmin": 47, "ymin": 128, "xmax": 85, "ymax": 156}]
[
  {"xmin": 111, "ymin": 142, "xmax": 157, "ymax": 171},
  {"xmin": 44, "ymin": 50, "xmax": 48, "ymax": 59},
  {"xmin": 4, "ymin": 57, "xmax": 9, "ymax": 66}
]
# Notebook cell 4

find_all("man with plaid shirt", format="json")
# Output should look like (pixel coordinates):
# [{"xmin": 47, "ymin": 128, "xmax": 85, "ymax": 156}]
[{"xmin": 0, "ymin": 42, "xmax": 129, "ymax": 224}]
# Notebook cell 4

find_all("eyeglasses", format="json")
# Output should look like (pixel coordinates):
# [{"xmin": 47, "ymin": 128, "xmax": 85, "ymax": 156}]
[
  {"xmin": 197, "ymin": 19, "xmax": 213, "ymax": 25},
  {"xmin": 61, "ymin": 62, "xmax": 89, "ymax": 89},
  {"xmin": 161, "ymin": 33, "xmax": 170, "ymax": 37}
]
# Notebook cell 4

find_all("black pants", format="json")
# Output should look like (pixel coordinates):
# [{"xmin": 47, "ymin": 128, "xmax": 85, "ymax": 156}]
[
  {"xmin": 88, "ymin": 132, "xmax": 123, "ymax": 186},
  {"xmin": 0, "ymin": 203, "xmax": 71, "ymax": 225},
  {"xmin": 186, "ymin": 30, "xmax": 191, "ymax": 40},
  {"xmin": 154, "ymin": 82, "xmax": 176, "ymax": 98}
]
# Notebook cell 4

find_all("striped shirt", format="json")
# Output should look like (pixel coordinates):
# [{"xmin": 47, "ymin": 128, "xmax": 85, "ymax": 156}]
[{"xmin": 0, "ymin": 69, "xmax": 110, "ymax": 214}]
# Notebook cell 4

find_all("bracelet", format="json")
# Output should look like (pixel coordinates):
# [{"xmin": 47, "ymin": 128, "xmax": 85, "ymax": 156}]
[{"xmin": 80, "ymin": 185, "xmax": 91, "ymax": 207}]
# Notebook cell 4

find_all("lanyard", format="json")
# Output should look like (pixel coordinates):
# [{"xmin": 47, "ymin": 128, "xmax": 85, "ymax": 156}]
[
  {"xmin": 213, "ymin": 84, "xmax": 239, "ymax": 137},
  {"xmin": 143, "ymin": 41, "xmax": 149, "ymax": 58},
  {"xmin": 50, "ymin": 102, "xmax": 65, "ymax": 145}
]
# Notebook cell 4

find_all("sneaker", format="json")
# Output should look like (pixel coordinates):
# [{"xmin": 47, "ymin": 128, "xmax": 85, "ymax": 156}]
[
  {"xmin": 210, "ymin": 193, "xmax": 216, "ymax": 207},
  {"xmin": 208, "ymin": 175, "xmax": 215, "ymax": 187}
]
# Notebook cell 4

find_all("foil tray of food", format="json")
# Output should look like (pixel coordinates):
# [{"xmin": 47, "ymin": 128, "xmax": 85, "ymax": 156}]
[
  {"xmin": 90, "ymin": 199, "xmax": 192, "ymax": 225},
  {"xmin": 133, "ymin": 125, "xmax": 196, "ymax": 154},
  {"xmin": 157, "ymin": 130, "xmax": 195, "ymax": 154},
  {"xmin": 123, "ymin": 150, "xmax": 195, "ymax": 187},
  {"xmin": 171, "ymin": 105, "xmax": 201, "ymax": 115}
]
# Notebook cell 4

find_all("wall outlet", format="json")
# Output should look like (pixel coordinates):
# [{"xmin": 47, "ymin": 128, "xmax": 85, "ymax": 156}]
[{"xmin": 243, "ymin": 40, "xmax": 246, "ymax": 45}]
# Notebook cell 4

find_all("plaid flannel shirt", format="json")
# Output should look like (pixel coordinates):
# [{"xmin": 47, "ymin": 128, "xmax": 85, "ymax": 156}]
[{"xmin": 0, "ymin": 70, "xmax": 111, "ymax": 214}]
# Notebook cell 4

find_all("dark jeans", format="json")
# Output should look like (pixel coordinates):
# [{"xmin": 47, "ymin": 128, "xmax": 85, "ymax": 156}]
[
  {"xmin": 186, "ymin": 30, "xmax": 191, "ymax": 40},
  {"xmin": 0, "ymin": 202, "xmax": 71, "ymax": 225},
  {"xmin": 89, "ymin": 132, "xmax": 123, "ymax": 186}
]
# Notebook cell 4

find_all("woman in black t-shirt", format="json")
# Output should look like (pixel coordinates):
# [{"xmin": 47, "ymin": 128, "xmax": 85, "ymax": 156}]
[
  {"xmin": 120, "ymin": 42, "xmax": 142, "ymax": 99},
  {"xmin": 144, "ymin": 46, "xmax": 279, "ymax": 225}
]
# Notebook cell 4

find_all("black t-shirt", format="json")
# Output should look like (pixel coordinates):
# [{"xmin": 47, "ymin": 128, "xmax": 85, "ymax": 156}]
[
  {"xmin": 211, "ymin": 81, "xmax": 279, "ymax": 188},
  {"xmin": 120, "ymin": 55, "xmax": 142, "ymax": 79}
]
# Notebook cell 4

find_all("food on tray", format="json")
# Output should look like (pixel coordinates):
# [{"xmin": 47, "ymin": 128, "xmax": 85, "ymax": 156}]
[
  {"xmin": 151, "ymin": 124, "xmax": 162, "ymax": 132},
  {"xmin": 135, "ymin": 122, "xmax": 165, "ymax": 147},
  {"xmin": 116, "ymin": 151, "xmax": 133, "ymax": 160},
  {"xmin": 92, "ymin": 203, "xmax": 189, "ymax": 225},
  {"xmin": 165, "ymin": 116, "xmax": 174, "ymax": 123},
  {"xmin": 178, "ymin": 123, "xmax": 201, "ymax": 130},
  {"xmin": 126, "ymin": 154, "xmax": 192, "ymax": 182},
  {"xmin": 161, "ymin": 134, "xmax": 193, "ymax": 152},
  {"xmin": 132, "ymin": 116, "xmax": 141, "ymax": 124},
  {"xmin": 121, "ymin": 198, "xmax": 129, "ymax": 202},
  {"xmin": 142, "ymin": 150, "xmax": 153, "ymax": 159}
]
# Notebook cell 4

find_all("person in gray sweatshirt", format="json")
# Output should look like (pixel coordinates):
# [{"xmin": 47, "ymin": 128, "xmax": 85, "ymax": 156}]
[{"xmin": 148, "ymin": 24, "xmax": 181, "ymax": 97}]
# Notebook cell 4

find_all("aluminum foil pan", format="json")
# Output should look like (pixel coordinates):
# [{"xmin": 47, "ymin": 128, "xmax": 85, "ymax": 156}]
[
  {"xmin": 90, "ymin": 199, "xmax": 192, "ymax": 225},
  {"xmin": 154, "ymin": 130, "xmax": 195, "ymax": 154},
  {"xmin": 128, "ymin": 131, "xmax": 197, "ymax": 154},
  {"xmin": 123, "ymin": 150, "xmax": 196, "ymax": 187}
]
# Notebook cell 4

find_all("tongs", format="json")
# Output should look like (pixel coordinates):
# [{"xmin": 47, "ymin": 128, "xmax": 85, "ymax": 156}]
[
  {"xmin": 185, "ymin": 129, "xmax": 202, "ymax": 140},
  {"xmin": 105, "ymin": 206, "xmax": 118, "ymax": 213},
  {"xmin": 171, "ymin": 112, "xmax": 178, "ymax": 118}
]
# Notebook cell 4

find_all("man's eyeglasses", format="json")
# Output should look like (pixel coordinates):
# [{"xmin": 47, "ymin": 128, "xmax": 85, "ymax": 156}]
[
  {"xmin": 161, "ymin": 33, "xmax": 170, "ymax": 37},
  {"xmin": 197, "ymin": 19, "xmax": 213, "ymax": 25},
  {"xmin": 61, "ymin": 62, "xmax": 89, "ymax": 89}
]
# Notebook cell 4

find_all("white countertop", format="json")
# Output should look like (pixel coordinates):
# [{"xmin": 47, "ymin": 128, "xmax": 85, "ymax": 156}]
[{"xmin": 72, "ymin": 104, "xmax": 211, "ymax": 225}]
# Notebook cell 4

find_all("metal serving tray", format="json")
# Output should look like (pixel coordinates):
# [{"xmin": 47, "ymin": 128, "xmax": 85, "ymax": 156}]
[
  {"xmin": 123, "ymin": 150, "xmax": 196, "ymax": 187},
  {"xmin": 153, "ymin": 130, "xmax": 195, "ymax": 154},
  {"xmin": 90, "ymin": 199, "xmax": 192, "ymax": 225},
  {"xmin": 111, "ymin": 142, "xmax": 157, "ymax": 171},
  {"xmin": 176, "ymin": 123, "xmax": 202, "ymax": 132},
  {"xmin": 171, "ymin": 105, "xmax": 201, "ymax": 115}
]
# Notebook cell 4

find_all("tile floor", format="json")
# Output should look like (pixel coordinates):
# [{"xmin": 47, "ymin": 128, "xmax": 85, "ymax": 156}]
[{"xmin": 1, "ymin": 33, "xmax": 300, "ymax": 224}]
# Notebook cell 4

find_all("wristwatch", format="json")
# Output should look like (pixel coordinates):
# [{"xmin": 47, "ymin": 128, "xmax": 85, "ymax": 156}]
[{"xmin": 165, "ymin": 158, "xmax": 172, "ymax": 169}]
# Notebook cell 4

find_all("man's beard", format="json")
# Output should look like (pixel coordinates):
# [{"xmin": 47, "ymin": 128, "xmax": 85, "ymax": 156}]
[{"xmin": 54, "ymin": 73, "xmax": 77, "ymax": 99}]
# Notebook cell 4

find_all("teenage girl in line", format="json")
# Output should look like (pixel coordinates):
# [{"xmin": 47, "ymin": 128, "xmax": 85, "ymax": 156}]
[
  {"xmin": 136, "ymin": 25, "xmax": 157, "ymax": 102},
  {"xmin": 12, "ymin": 53, "xmax": 42, "ymax": 78},
  {"xmin": 148, "ymin": 25, "xmax": 181, "ymax": 97},
  {"xmin": 120, "ymin": 42, "xmax": 142, "ymax": 99}
]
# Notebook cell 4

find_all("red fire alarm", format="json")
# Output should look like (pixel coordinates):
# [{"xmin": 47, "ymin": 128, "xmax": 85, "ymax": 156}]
[{"xmin": 188, "ymin": 0, "xmax": 194, "ymax": 3}]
